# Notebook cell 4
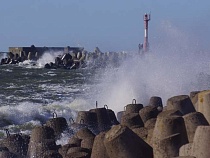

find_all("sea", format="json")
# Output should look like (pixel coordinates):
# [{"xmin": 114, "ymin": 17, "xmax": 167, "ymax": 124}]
[{"xmin": 1, "ymin": 35, "xmax": 210, "ymax": 145}]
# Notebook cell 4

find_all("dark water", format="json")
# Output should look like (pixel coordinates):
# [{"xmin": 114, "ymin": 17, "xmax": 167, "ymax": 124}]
[
  {"xmin": 0, "ymin": 65, "xmax": 97, "ymax": 106},
  {"xmin": 0, "ymin": 48, "xmax": 210, "ymax": 144},
  {"xmin": 0, "ymin": 61, "xmax": 104, "ymax": 140}
]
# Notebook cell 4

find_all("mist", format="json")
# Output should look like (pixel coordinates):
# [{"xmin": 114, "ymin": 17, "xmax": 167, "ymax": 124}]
[{"xmin": 90, "ymin": 21, "xmax": 210, "ymax": 112}]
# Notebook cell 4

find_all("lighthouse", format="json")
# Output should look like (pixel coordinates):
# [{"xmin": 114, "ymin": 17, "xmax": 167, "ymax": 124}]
[{"xmin": 143, "ymin": 13, "xmax": 151, "ymax": 52}]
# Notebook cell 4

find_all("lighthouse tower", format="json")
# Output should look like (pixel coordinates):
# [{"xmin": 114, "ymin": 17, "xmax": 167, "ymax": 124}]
[{"xmin": 143, "ymin": 13, "xmax": 151, "ymax": 52}]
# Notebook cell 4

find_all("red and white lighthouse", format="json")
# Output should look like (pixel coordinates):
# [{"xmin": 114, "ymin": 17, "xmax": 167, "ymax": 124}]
[{"xmin": 143, "ymin": 13, "xmax": 151, "ymax": 52}]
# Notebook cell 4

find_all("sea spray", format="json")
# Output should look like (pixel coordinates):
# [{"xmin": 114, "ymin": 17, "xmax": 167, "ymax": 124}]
[
  {"xmin": 37, "ymin": 50, "xmax": 64, "ymax": 68},
  {"xmin": 91, "ymin": 22, "xmax": 210, "ymax": 112}
]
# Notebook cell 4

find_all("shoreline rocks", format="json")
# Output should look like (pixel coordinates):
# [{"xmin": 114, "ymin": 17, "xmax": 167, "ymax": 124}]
[{"xmin": 0, "ymin": 91, "xmax": 210, "ymax": 157}]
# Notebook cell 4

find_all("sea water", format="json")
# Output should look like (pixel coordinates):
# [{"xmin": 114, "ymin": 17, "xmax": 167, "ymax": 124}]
[{"xmin": 0, "ymin": 24, "xmax": 210, "ymax": 144}]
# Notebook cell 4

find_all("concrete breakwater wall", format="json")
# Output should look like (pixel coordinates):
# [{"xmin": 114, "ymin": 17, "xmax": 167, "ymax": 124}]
[
  {"xmin": 0, "ymin": 46, "xmax": 128, "ymax": 69},
  {"xmin": 1, "ymin": 90, "xmax": 210, "ymax": 157}
]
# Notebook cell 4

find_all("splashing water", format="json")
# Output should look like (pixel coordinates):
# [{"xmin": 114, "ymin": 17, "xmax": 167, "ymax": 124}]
[
  {"xmin": 37, "ymin": 51, "xmax": 64, "ymax": 68},
  {"xmin": 90, "ymin": 22, "xmax": 210, "ymax": 112},
  {"xmin": 0, "ymin": 52, "xmax": 7, "ymax": 60}
]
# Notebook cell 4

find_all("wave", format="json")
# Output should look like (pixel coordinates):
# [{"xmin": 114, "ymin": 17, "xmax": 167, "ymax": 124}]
[{"xmin": 89, "ymin": 22, "xmax": 210, "ymax": 112}]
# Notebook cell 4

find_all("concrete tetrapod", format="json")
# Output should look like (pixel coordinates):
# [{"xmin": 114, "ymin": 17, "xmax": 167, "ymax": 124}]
[
  {"xmin": 172, "ymin": 156, "xmax": 195, "ymax": 158},
  {"xmin": 154, "ymin": 133, "xmax": 185, "ymax": 158},
  {"xmin": 2, "ymin": 134, "xmax": 28, "ymax": 157},
  {"xmin": 81, "ymin": 137, "xmax": 95, "ymax": 150},
  {"xmin": 197, "ymin": 90, "xmax": 210, "ymax": 123},
  {"xmin": 46, "ymin": 116, "xmax": 68, "ymax": 139},
  {"xmin": 104, "ymin": 124, "xmax": 153, "ymax": 158},
  {"xmin": 179, "ymin": 143, "xmax": 193, "ymax": 157},
  {"xmin": 106, "ymin": 108, "xmax": 119, "ymax": 125},
  {"xmin": 76, "ymin": 111, "xmax": 98, "ymax": 132},
  {"xmin": 132, "ymin": 127, "xmax": 148, "ymax": 141},
  {"xmin": 124, "ymin": 99, "xmax": 143, "ymax": 114},
  {"xmin": 89, "ymin": 107, "xmax": 112, "ymax": 132},
  {"xmin": 29, "ymin": 126, "xmax": 55, "ymax": 143},
  {"xmin": 191, "ymin": 125, "xmax": 210, "ymax": 158},
  {"xmin": 139, "ymin": 105, "xmax": 161, "ymax": 123},
  {"xmin": 144, "ymin": 118, "xmax": 157, "ymax": 130},
  {"xmin": 167, "ymin": 95, "xmax": 195, "ymax": 115},
  {"xmin": 152, "ymin": 111, "xmax": 188, "ymax": 158},
  {"xmin": 75, "ymin": 128, "xmax": 95, "ymax": 140},
  {"xmin": 90, "ymin": 132, "xmax": 109, "ymax": 158},
  {"xmin": 27, "ymin": 139, "xmax": 58, "ymax": 158},
  {"xmin": 183, "ymin": 112, "xmax": 209, "ymax": 142},
  {"xmin": 120, "ymin": 113, "xmax": 144, "ymax": 129},
  {"xmin": 116, "ymin": 111, "xmax": 125, "ymax": 123},
  {"xmin": 189, "ymin": 91, "xmax": 200, "ymax": 111},
  {"xmin": 0, "ymin": 151, "xmax": 17, "ymax": 158},
  {"xmin": 148, "ymin": 96, "xmax": 163, "ymax": 107}
]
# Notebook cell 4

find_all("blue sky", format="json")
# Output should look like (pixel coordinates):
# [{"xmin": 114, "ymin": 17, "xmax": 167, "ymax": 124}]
[{"xmin": 0, "ymin": 0, "xmax": 210, "ymax": 52}]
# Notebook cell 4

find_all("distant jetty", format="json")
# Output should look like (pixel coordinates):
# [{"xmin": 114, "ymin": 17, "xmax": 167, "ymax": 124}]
[{"xmin": 0, "ymin": 45, "xmax": 128, "ymax": 69}]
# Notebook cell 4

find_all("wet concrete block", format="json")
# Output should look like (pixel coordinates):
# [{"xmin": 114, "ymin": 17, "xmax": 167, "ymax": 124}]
[
  {"xmin": 75, "ymin": 128, "xmax": 95, "ymax": 140},
  {"xmin": 125, "ymin": 99, "xmax": 143, "ymax": 114},
  {"xmin": 197, "ymin": 90, "xmax": 210, "ymax": 124},
  {"xmin": 139, "ymin": 106, "xmax": 160, "ymax": 123},
  {"xmin": 179, "ymin": 143, "xmax": 192, "ymax": 157},
  {"xmin": 153, "ymin": 114, "xmax": 188, "ymax": 143},
  {"xmin": 46, "ymin": 117, "xmax": 68, "ymax": 139},
  {"xmin": 153, "ymin": 133, "xmax": 185, "ymax": 158},
  {"xmin": 121, "ymin": 113, "xmax": 144, "ymax": 129},
  {"xmin": 190, "ymin": 91, "xmax": 200, "ymax": 111},
  {"xmin": 191, "ymin": 125, "xmax": 210, "ymax": 158},
  {"xmin": 91, "ymin": 132, "xmax": 109, "ymax": 158},
  {"xmin": 81, "ymin": 137, "xmax": 95, "ymax": 150},
  {"xmin": 104, "ymin": 124, "xmax": 153, "ymax": 158},
  {"xmin": 167, "ymin": 95, "xmax": 196, "ymax": 115},
  {"xmin": 183, "ymin": 112, "xmax": 209, "ymax": 142},
  {"xmin": 144, "ymin": 118, "xmax": 157, "ymax": 130},
  {"xmin": 148, "ymin": 96, "xmax": 163, "ymax": 107},
  {"xmin": 89, "ymin": 108, "xmax": 112, "ymax": 132},
  {"xmin": 131, "ymin": 127, "xmax": 148, "ymax": 141},
  {"xmin": 116, "ymin": 111, "xmax": 125, "ymax": 123},
  {"xmin": 30, "ymin": 126, "xmax": 55, "ymax": 143}
]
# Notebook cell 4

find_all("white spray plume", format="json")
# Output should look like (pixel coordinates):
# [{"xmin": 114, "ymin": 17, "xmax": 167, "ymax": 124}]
[
  {"xmin": 90, "ymin": 21, "xmax": 210, "ymax": 112},
  {"xmin": 37, "ymin": 51, "xmax": 64, "ymax": 68}
]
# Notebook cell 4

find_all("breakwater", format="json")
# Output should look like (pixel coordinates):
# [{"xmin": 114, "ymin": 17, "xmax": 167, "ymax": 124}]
[
  {"xmin": 0, "ymin": 91, "xmax": 210, "ymax": 158},
  {"xmin": 0, "ymin": 47, "xmax": 129, "ymax": 69}
]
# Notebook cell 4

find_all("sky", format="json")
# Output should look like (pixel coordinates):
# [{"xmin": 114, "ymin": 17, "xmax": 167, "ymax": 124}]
[{"xmin": 0, "ymin": 0, "xmax": 210, "ymax": 52}]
